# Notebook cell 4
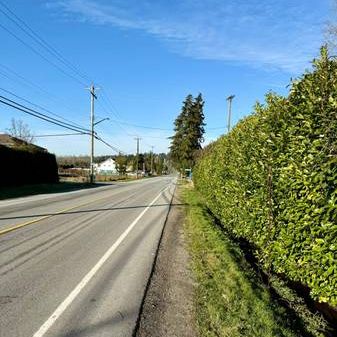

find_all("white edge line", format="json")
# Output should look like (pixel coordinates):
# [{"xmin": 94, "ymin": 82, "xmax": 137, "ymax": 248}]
[{"xmin": 32, "ymin": 183, "xmax": 171, "ymax": 337}]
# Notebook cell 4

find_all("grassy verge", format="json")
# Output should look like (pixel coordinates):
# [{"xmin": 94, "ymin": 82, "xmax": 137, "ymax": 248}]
[{"xmin": 182, "ymin": 185, "xmax": 328, "ymax": 337}]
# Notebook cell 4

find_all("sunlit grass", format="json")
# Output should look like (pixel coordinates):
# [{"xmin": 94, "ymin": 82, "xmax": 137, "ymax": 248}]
[{"xmin": 182, "ymin": 187, "xmax": 311, "ymax": 337}]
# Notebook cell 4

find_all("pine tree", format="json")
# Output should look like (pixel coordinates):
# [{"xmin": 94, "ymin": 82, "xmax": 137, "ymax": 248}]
[{"xmin": 169, "ymin": 94, "xmax": 205, "ymax": 172}]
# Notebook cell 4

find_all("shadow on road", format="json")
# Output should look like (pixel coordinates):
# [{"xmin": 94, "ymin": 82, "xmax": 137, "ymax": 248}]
[
  {"xmin": 0, "ymin": 182, "xmax": 111, "ymax": 201},
  {"xmin": 0, "ymin": 203, "xmax": 186, "ymax": 221}
]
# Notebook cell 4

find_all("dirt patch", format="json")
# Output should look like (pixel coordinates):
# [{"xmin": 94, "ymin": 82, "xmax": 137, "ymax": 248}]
[{"xmin": 135, "ymin": 187, "xmax": 198, "ymax": 337}]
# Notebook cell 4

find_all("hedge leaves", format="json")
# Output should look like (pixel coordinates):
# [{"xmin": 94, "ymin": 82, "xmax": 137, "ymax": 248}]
[{"xmin": 193, "ymin": 47, "xmax": 337, "ymax": 307}]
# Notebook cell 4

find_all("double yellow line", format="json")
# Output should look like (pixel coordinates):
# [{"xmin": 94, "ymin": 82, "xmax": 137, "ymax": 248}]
[{"xmin": 0, "ymin": 193, "xmax": 115, "ymax": 236}]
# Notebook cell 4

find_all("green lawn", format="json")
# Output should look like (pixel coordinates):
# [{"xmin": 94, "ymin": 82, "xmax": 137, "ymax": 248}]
[{"xmin": 182, "ymin": 186, "xmax": 328, "ymax": 337}]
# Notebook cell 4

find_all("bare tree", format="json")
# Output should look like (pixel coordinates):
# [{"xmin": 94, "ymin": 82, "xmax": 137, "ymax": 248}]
[{"xmin": 6, "ymin": 118, "xmax": 35, "ymax": 143}]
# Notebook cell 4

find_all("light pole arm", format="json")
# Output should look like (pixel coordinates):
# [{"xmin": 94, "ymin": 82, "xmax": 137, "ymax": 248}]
[{"xmin": 94, "ymin": 117, "xmax": 110, "ymax": 126}]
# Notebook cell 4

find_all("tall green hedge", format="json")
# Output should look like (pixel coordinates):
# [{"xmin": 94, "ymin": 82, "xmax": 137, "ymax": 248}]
[
  {"xmin": 193, "ymin": 47, "xmax": 337, "ymax": 307},
  {"xmin": 0, "ymin": 144, "xmax": 58, "ymax": 186}
]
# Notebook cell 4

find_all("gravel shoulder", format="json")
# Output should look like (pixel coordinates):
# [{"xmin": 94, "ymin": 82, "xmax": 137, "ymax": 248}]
[{"xmin": 135, "ymin": 187, "xmax": 197, "ymax": 337}]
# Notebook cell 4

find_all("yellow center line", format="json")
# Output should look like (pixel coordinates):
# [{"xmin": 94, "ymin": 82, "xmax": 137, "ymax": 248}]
[{"xmin": 0, "ymin": 193, "xmax": 118, "ymax": 236}]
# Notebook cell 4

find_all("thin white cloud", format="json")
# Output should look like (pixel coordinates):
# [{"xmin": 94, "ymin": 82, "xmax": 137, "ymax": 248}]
[{"xmin": 46, "ymin": 0, "xmax": 327, "ymax": 73}]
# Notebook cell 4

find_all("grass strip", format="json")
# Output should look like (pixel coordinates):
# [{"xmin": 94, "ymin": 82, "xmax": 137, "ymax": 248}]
[{"xmin": 182, "ymin": 185, "xmax": 327, "ymax": 337}]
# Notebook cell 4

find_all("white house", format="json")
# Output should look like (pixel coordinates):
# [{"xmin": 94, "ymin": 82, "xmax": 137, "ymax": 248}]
[{"xmin": 94, "ymin": 158, "xmax": 118, "ymax": 175}]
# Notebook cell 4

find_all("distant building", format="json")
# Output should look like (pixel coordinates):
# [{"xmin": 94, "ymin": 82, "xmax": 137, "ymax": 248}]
[
  {"xmin": 94, "ymin": 157, "xmax": 117, "ymax": 175},
  {"xmin": 0, "ymin": 134, "xmax": 47, "ymax": 152}
]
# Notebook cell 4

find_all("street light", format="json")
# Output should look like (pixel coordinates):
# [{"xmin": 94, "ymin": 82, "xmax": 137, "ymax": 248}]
[
  {"xmin": 94, "ymin": 117, "xmax": 110, "ymax": 126},
  {"xmin": 90, "ymin": 116, "xmax": 109, "ymax": 183}
]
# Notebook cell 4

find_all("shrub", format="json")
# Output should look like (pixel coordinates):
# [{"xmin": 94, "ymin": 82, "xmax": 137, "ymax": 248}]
[
  {"xmin": 0, "ymin": 145, "xmax": 58, "ymax": 186},
  {"xmin": 193, "ymin": 47, "xmax": 337, "ymax": 307}
]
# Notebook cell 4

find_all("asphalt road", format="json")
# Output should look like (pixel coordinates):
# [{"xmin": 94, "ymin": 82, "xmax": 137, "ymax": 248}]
[{"xmin": 0, "ymin": 176, "xmax": 176, "ymax": 337}]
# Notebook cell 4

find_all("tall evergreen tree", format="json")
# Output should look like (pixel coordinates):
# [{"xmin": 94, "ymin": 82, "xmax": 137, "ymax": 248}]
[{"xmin": 169, "ymin": 93, "xmax": 205, "ymax": 172}]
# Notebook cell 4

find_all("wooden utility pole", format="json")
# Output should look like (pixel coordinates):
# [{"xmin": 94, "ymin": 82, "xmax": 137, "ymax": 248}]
[
  {"xmin": 89, "ymin": 85, "xmax": 97, "ymax": 184},
  {"xmin": 150, "ymin": 145, "xmax": 154, "ymax": 175},
  {"xmin": 226, "ymin": 95, "xmax": 235, "ymax": 133},
  {"xmin": 135, "ymin": 137, "xmax": 141, "ymax": 178}
]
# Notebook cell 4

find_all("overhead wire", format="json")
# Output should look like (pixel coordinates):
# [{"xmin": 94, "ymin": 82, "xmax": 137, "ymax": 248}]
[
  {"xmin": 0, "ymin": 3, "xmax": 129, "ymax": 154},
  {"xmin": 34, "ymin": 133, "xmax": 86, "ymax": 138},
  {"xmin": 0, "ymin": 92, "xmax": 127, "ymax": 154},
  {"xmin": 97, "ymin": 94, "xmax": 138, "ymax": 138},
  {"xmin": 0, "ymin": 1, "xmax": 92, "ymax": 84},
  {"xmin": 99, "ymin": 89, "xmax": 225, "ymax": 133},
  {"xmin": 0, "ymin": 95, "xmax": 90, "ymax": 134},
  {"xmin": 0, "ymin": 22, "xmax": 87, "ymax": 87},
  {"xmin": 94, "ymin": 135, "xmax": 125, "ymax": 154},
  {"xmin": 0, "ymin": 3, "xmax": 223, "ymax": 152},
  {"xmin": 98, "ymin": 90, "xmax": 173, "ymax": 148},
  {"xmin": 0, "ymin": 63, "xmax": 89, "ymax": 125},
  {"xmin": 0, "ymin": 87, "xmax": 88, "ymax": 130}
]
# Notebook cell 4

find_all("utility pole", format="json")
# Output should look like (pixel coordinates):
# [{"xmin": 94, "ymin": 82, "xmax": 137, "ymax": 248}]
[
  {"xmin": 88, "ymin": 84, "xmax": 98, "ymax": 184},
  {"xmin": 135, "ymin": 137, "xmax": 141, "ymax": 179},
  {"xmin": 226, "ymin": 95, "xmax": 235, "ymax": 133},
  {"xmin": 150, "ymin": 146, "xmax": 154, "ymax": 175}
]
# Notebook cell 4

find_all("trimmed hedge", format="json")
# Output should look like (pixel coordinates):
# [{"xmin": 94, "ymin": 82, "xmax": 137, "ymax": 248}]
[
  {"xmin": 0, "ymin": 144, "xmax": 58, "ymax": 186},
  {"xmin": 193, "ymin": 47, "xmax": 337, "ymax": 307}
]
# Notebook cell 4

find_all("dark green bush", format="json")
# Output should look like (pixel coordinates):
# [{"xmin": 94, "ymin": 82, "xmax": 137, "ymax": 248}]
[
  {"xmin": 0, "ymin": 145, "xmax": 58, "ymax": 186},
  {"xmin": 194, "ymin": 47, "xmax": 337, "ymax": 307}
]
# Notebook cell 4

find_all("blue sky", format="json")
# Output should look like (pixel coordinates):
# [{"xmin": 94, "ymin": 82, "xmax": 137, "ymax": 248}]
[{"xmin": 0, "ymin": 0, "xmax": 333, "ymax": 155}]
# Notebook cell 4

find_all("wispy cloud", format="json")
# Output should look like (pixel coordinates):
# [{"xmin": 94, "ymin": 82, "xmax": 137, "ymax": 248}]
[{"xmin": 46, "ymin": 0, "xmax": 327, "ymax": 73}]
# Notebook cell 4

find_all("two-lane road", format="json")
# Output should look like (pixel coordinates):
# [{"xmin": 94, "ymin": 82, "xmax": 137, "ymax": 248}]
[{"xmin": 0, "ymin": 176, "xmax": 176, "ymax": 337}]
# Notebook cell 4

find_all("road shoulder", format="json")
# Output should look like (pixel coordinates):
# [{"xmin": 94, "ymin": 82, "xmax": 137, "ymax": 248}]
[{"xmin": 136, "ymin": 184, "xmax": 197, "ymax": 337}]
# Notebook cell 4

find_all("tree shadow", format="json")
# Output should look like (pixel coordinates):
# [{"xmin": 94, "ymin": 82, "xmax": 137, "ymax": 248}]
[
  {"xmin": 0, "ymin": 203, "xmax": 187, "ymax": 221},
  {"xmin": 201, "ymin": 205, "xmax": 335, "ymax": 337},
  {"xmin": 0, "ymin": 182, "xmax": 111, "ymax": 201}
]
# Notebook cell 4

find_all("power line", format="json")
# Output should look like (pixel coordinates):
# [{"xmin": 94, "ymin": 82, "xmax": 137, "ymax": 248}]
[
  {"xmin": 142, "ymin": 135, "xmax": 171, "ymax": 140},
  {"xmin": 98, "ymin": 90, "xmax": 225, "ymax": 132},
  {"xmin": 0, "ymin": 93, "xmax": 89, "ymax": 133},
  {"xmin": 0, "ymin": 3, "xmax": 225, "ymax": 144},
  {"xmin": 97, "ymin": 96, "xmax": 138, "ymax": 138},
  {"xmin": 0, "ymin": 63, "xmax": 88, "ymax": 121},
  {"xmin": 34, "ymin": 133, "xmax": 86, "ymax": 138},
  {"xmin": 1, "ymin": 94, "xmax": 126, "ymax": 153},
  {"xmin": 0, "ymin": 87, "xmax": 87, "ymax": 131},
  {"xmin": 99, "ymin": 88, "xmax": 226, "ymax": 132},
  {"xmin": 98, "ymin": 112, "xmax": 226, "ymax": 132},
  {"xmin": 110, "ymin": 118, "xmax": 173, "ymax": 131},
  {"xmin": 0, "ymin": 95, "xmax": 90, "ymax": 134},
  {"xmin": 100, "ymin": 89, "xmax": 125, "ymax": 121},
  {"xmin": 206, "ymin": 126, "xmax": 227, "ymax": 130},
  {"xmin": 94, "ymin": 135, "xmax": 125, "ymax": 154},
  {"xmin": 98, "ymin": 92, "xmax": 169, "ymax": 134},
  {"xmin": 0, "ymin": 1, "xmax": 92, "ymax": 84},
  {"xmin": 0, "ymin": 22, "xmax": 86, "ymax": 86},
  {"xmin": 99, "ymin": 89, "xmax": 152, "ymax": 138}
]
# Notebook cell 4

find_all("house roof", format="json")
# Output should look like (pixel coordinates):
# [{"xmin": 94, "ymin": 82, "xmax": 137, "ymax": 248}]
[
  {"xmin": 0, "ymin": 134, "xmax": 47, "ymax": 152},
  {"xmin": 97, "ymin": 157, "xmax": 115, "ymax": 165}
]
